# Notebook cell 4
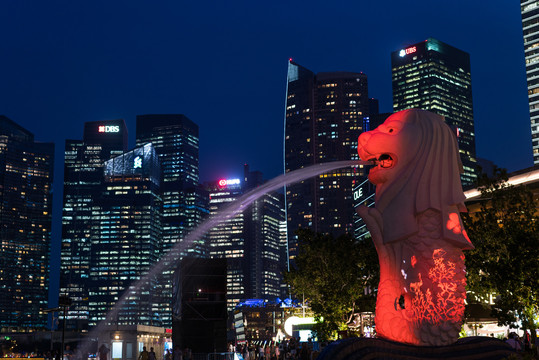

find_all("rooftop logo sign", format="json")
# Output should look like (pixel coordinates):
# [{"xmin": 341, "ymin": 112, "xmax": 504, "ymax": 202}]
[
  {"xmin": 98, "ymin": 125, "xmax": 120, "ymax": 133},
  {"xmin": 218, "ymin": 178, "xmax": 240, "ymax": 187},
  {"xmin": 399, "ymin": 46, "xmax": 417, "ymax": 57}
]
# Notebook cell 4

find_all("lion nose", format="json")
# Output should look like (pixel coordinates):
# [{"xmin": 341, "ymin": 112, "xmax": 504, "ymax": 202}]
[{"xmin": 358, "ymin": 131, "xmax": 371, "ymax": 148}]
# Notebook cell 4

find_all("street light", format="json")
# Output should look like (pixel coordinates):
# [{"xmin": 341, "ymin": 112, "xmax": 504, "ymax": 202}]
[
  {"xmin": 43, "ymin": 308, "xmax": 60, "ymax": 351},
  {"xmin": 58, "ymin": 295, "xmax": 72, "ymax": 360}
]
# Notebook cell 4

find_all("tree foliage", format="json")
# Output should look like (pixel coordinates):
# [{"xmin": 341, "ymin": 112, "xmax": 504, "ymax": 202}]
[
  {"xmin": 462, "ymin": 168, "xmax": 539, "ymax": 338},
  {"xmin": 283, "ymin": 229, "xmax": 379, "ymax": 341}
]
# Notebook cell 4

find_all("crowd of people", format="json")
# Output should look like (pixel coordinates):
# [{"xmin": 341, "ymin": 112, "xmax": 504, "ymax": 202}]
[{"xmin": 231, "ymin": 338, "xmax": 321, "ymax": 360}]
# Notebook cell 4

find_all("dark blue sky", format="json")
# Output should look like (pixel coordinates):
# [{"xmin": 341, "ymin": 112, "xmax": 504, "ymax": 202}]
[{"xmin": 0, "ymin": 1, "xmax": 533, "ymax": 305}]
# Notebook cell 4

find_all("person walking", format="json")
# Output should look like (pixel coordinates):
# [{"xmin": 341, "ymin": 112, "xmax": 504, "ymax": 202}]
[
  {"xmin": 138, "ymin": 347, "xmax": 149, "ymax": 360},
  {"xmin": 98, "ymin": 345, "xmax": 109, "ymax": 360},
  {"xmin": 148, "ymin": 348, "xmax": 156, "ymax": 360}
]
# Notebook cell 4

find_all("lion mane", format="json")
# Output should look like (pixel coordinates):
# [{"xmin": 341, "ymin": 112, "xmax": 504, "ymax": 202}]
[{"xmin": 373, "ymin": 109, "xmax": 472, "ymax": 249}]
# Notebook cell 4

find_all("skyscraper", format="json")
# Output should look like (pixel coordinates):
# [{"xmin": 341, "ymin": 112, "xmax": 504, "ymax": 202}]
[
  {"xmin": 61, "ymin": 119, "xmax": 127, "ymax": 331},
  {"xmin": 88, "ymin": 144, "xmax": 162, "ymax": 327},
  {"xmin": 206, "ymin": 165, "xmax": 285, "ymax": 310},
  {"xmin": 284, "ymin": 61, "xmax": 369, "ymax": 262},
  {"xmin": 0, "ymin": 116, "xmax": 54, "ymax": 330},
  {"xmin": 136, "ymin": 114, "xmax": 207, "ymax": 327},
  {"xmin": 391, "ymin": 38, "xmax": 477, "ymax": 186},
  {"xmin": 521, "ymin": 1, "xmax": 539, "ymax": 164}
]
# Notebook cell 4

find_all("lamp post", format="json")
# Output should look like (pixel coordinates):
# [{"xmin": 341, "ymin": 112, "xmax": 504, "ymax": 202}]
[
  {"xmin": 58, "ymin": 295, "xmax": 72, "ymax": 360},
  {"xmin": 44, "ymin": 308, "xmax": 60, "ymax": 351}
]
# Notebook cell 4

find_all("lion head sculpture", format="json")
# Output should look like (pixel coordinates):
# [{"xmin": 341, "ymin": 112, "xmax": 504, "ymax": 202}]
[{"xmin": 357, "ymin": 109, "xmax": 473, "ymax": 249}]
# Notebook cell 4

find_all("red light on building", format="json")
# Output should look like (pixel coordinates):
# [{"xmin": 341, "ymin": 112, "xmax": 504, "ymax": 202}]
[
  {"xmin": 218, "ymin": 179, "xmax": 227, "ymax": 187},
  {"xmin": 98, "ymin": 126, "xmax": 105, "ymax": 133},
  {"xmin": 405, "ymin": 46, "xmax": 417, "ymax": 55},
  {"xmin": 399, "ymin": 46, "xmax": 417, "ymax": 57}
]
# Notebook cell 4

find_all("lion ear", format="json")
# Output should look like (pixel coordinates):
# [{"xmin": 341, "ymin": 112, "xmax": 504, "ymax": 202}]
[{"xmin": 376, "ymin": 110, "xmax": 470, "ymax": 247}]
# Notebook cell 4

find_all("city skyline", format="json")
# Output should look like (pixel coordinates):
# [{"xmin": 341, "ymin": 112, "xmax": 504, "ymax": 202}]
[
  {"xmin": 0, "ymin": 1, "xmax": 534, "ymax": 312},
  {"xmin": 0, "ymin": 2, "xmax": 531, "ymax": 183}
]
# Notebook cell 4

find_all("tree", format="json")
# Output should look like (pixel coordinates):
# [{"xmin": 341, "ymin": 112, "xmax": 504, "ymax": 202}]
[
  {"xmin": 462, "ymin": 168, "xmax": 539, "ymax": 344},
  {"xmin": 283, "ymin": 229, "xmax": 379, "ymax": 341}
]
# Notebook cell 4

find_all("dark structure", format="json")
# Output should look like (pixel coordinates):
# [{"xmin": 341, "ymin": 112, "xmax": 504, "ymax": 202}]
[
  {"xmin": 136, "ymin": 114, "xmax": 208, "ymax": 328},
  {"xmin": 0, "ymin": 116, "xmax": 54, "ymax": 330},
  {"xmin": 205, "ymin": 165, "xmax": 285, "ymax": 310},
  {"xmin": 317, "ymin": 337, "xmax": 516, "ymax": 360},
  {"xmin": 521, "ymin": 1, "xmax": 539, "ymax": 164},
  {"xmin": 284, "ymin": 60, "xmax": 370, "ymax": 263},
  {"xmin": 61, "ymin": 119, "xmax": 128, "ymax": 331},
  {"xmin": 173, "ymin": 257, "xmax": 227, "ymax": 353},
  {"xmin": 391, "ymin": 38, "xmax": 478, "ymax": 187}
]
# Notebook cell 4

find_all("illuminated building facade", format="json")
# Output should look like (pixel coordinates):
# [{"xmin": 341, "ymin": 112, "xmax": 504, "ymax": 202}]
[
  {"xmin": 88, "ymin": 144, "xmax": 162, "ymax": 327},
  {"xmin": 521, "ymin": 1, "xmax": 539, "ymax": 164},
  {"xmin": 136, "ymin": 114, "xmax": 208, "ymax": 328},
  {"xmin": 206, "ymin": 166, "xmax": 285, "ymax": 310},
  {"xmin": 284, "ymin": 60, "xmax": 369, "ymax": 262},
  {"xmin": 391, "ymin": 38, "xmax": 477, "ymax": 187},
  {"xmin": 0, "ymin": 116, "xmax": 54, "ymax": 330},
  {"xmin": 61, "ymin": 119, "xmax": 128, "ymax": 331},
  {"xmin": 352, "ymin": 178, "xmax": 376, "ymax": 241}
]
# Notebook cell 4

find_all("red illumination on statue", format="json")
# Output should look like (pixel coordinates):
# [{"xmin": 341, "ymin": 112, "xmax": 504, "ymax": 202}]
[{"xmin": 356, "ymin": 109, "xmax": 473, "ymax": 346}]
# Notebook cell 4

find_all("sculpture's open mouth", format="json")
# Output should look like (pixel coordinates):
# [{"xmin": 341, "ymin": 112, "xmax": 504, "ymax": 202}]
[{"xmin": 368, "ymin": 153, "xmax": 395, "ymax": 169}]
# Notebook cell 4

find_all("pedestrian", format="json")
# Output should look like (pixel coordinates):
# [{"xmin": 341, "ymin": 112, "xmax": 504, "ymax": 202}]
[
  {"xmin": 138, "ymin": 347, "xmax": 149, "ymax": 360},
  {"xmin": 148, "ymin": 348, "xmax": 156, "ymax": 360},
  {"xmin": 98, "ymin": 345, "xmax": 109, "ymax": 360},
  {"xmin": 505, "ymin": 333, "xmax": 521, "ymax": 352}
]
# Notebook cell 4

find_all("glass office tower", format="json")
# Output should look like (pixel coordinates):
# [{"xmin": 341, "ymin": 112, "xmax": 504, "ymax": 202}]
[
  {"xmin": 88, "ymin": 144, "xmax": 162, "ymax": 327},
  {"xmin": 521, "ymin": 0, "xmax": 539, "ymax": 164},
  {"xmin": 284, "ymin": 60, "xmax": 369, "ymax": 262},
  {"xmin": 136, "ymin": 114, "xmax": 208, "ymax": 327},
  {"xmin": 61, "ymin": 119, "xmax": 127, "ymax": 331},
  {"xmin": 391, "ymin": 38, "xmax": 477, "ymax": 187},
  {"xmin": 0, "ymin": 116, "xmax": 54, "ymax": 330},
  {"xmin": 206, "ymin": 166, "xmax": 284, "ymax": 311}
]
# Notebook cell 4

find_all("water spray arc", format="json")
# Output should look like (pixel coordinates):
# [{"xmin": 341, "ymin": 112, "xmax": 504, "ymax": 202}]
[{"xmin": 80, "ymin": 159, "xmax": 372, "ymax": 352}]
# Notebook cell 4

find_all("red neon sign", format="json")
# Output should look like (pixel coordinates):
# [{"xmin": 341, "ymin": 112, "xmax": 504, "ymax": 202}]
[
  {"xmin": 399, "ymin": 46, "xmax": 417, "ymax": 57},
  {"xmin": 405, "ymin": 46, "xmax": 416, "ymax": 55},
  {"xmin": 218, "ymin": 179, "xmax": 240, "ymax": 187}
]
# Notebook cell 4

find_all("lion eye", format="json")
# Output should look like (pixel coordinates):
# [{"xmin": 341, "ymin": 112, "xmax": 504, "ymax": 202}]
[{"xmin": 388, "ymin": 128, "xmax": 394, "ymax": 133}]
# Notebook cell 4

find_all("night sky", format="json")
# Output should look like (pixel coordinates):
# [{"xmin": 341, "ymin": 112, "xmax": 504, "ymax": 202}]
[{"xmin": 0, "ymin": 1, "xmax": 533, "ymax": 307}]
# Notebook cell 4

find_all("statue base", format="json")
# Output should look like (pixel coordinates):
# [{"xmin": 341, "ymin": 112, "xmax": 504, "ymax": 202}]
[{"xmin": 316, "ymin": 336, "xmax": 517, "ymax": 360}]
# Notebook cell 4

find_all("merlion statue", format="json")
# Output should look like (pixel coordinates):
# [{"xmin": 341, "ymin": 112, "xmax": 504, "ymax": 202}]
[{"xmin": 356, "ymin": 109, "xmax": 473, "ymax": 346}]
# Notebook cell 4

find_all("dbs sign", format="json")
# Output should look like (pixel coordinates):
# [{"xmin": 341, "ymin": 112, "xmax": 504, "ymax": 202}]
[{"xmin": 98, "ymin": 125, "xmax": 120, "ymax": 133}]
